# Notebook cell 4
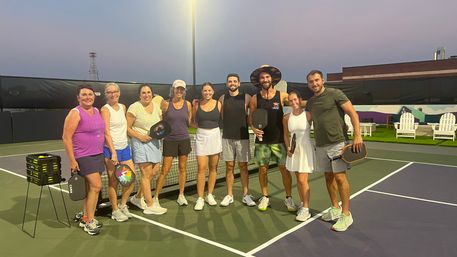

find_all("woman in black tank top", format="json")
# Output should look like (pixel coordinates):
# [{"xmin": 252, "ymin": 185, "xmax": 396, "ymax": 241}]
[{"xmin": 191, "ymin": 82, "xmax": 222, "ymax": 210}]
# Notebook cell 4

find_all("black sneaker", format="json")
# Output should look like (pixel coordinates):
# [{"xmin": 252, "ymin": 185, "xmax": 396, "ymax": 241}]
[
  {"xmin": 84, "ymin": 220, "xmax": 101, "ymax": 236},
  {"xmin": 79, "ymin": 218, "xmax": 103, "ymax": 228}
]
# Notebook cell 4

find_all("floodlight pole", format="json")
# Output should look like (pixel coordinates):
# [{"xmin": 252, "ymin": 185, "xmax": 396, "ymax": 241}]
[{"xmin": 191, "ymin": 0, "xmax": 196, "ymax": 86}]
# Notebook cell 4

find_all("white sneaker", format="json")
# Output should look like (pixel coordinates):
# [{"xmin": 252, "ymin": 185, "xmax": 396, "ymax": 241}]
[
  {"xmin": 177, "ymin": 194, "xmax": 188, "ymax": 206},
  {"xmin": 296, "ymin": 207, "xmax": 311, "ymax": 222},
  {"xmin": 111, "ymin": 209, "xmax": 128, "ymax": 222},
  {"xmin": 258, "ymin": 196, "xmax": 270, "ymax": 211},
  {"xmin": 220, "ymin": 195, "xmax": 234, "ymax": 207},
  {"xmin": 194, "ymin": 197, "xmax": 205, "ymax": 211},
  {"xmin": 118, "ymin": 204, "xmax": 133, "ymax": 218},
  {"xmin": 322, "ymin": 206, "xmax": 342, "ymax": 222},
  {"xmin": 129, "ymin": 195, "xmax": 146, "ymax": 210},
  {"xmin": 205, "ymin": 194, "xmax": 217, "ymax": 206},
  {"xmin": 242, "ymin": 195, "xmax": 256, "ymax": 207},
  {"xmin": 284, "ymin": 196, "xmax": 297, "ymax": 212},
  {"xmin": 143, "ymin": 204, "xmax": 167, "ymax": 215}
]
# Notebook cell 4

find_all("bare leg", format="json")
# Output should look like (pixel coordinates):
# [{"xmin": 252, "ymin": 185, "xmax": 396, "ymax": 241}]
[
  {"xmin": 207, "ymin": 154, "xmax": 219, "ymax": 195},
  {"xmin": 178, "ymin": 155, "xmax": 188, "ymax": 195},
  {"xmin": 139, "ymin": 162, "xmax": 157, "ymax": 207},
  {"xmin": 238, "ymin": 162, "xmax": 249, "ymax": 196},
  {"xmin": 334, "ymin": 172, "xmax": 350, "ymax": 215},
  {"xmin": 196, "ymin": 155, "xmax": 208, "ymax": 198},
  {"xmin": 105, "ymin": 158, "xmax": 119, "ymax": 211},
  {"xmin": 324, "ymin": 172, "xmax": 340, "ymax": 208},
  {"xmin": 296, "ymin": 173, "xmax": 310, "ymax": 208},
  {"xmin": 85, "ymin": 172, "xmax": 102, "ymax": 221},
  {"xmin": 225, "ymin": 161, "xmax": 235, "ymax": 196},
  {"xmin": 155, "ymin": 156, "xmax": 173, "ymax": 198},
  {"xmin": 258, "ymin": 165, "xmax": 269, "ymax": 196},
  {"xmin": 279, "ymin": 164, "xmax": 292, "ymax": 197}
]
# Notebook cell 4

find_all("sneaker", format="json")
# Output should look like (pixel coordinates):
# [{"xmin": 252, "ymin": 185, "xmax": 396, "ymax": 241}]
[
  {"xmin": 143, "ymin": 203, "xmax": 167, "ymax": 215},
  {"xmin": 205, "ymin": 194, "xmax": 217, "ymax": 206},
  {"xmin": 321, "ymin": 206, "xmax": 342, "ymax": 222},
  {"xmin": 111, "ymin": 209, "xmax": 128, "ymax": 222},
  {"xmin": 332, "ymin": 212, "xmax": 353, "ymax": 232},
  {"xmin": 296, "ymin": 207, "xmax": 311, "ymax": 222},
  {"xmin": 242, "ymin": 195, "xmax": 256, "ymax": 207},
  {"xmin": 284, "ymin": 196, "xmax": 297, "ymax": 212},
  {"xmin": 177, "ymin": 194, "xmax": 188, "ymax": 206},
  {"xmin": 118, "ymin": 204, "xmax": 133, "ymax": 218},
  {"xmin": 73, "ymin": 211, "xmax": 84, "ymax": 222},
  {"xmin": 258, "ymin": 196, "xmax": 270, "ymax": 211},
  {"xmin": 220, "ymin": 195, "xmax": 234, "ymax": 207},
  {"xmin": 79, "ymin": 217, "xmax": 103, "ymax": 228},
  {"xmin": 129, "ymin": 195, "xmax": 147, "ymax": 210},
  {"xmin": 194, "ymin": 197, "xmax": 205, "ymax": 211},
  {"xmin": 84, "ymin": 219, "xmax": 101, "ymax": 236}
]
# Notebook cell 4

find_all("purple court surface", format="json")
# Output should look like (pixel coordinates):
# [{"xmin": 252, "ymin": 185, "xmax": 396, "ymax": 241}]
[{"xmin": 254, "ymin": 163, "xmax": 457, "ymax": 257}]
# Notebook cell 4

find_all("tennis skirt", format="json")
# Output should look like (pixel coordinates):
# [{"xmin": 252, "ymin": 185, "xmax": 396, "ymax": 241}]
[
  {"xmin": 195, "ymin": 127, "xmax": 222, "ymax": 156},
  {"xmin": 131, "ymin": 137, "xmax": 162, "ymax": 164}
]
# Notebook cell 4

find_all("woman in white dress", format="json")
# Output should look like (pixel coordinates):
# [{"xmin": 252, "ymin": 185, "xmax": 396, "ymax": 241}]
[{"xmin": 283, "ymin": 91, "xmax": 314, "ymax": 222}]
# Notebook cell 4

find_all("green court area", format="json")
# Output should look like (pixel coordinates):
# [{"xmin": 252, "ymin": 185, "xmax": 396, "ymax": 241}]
[{"xmin": 1, "ymin": 141, "xmax": 456, "ymax": 257}]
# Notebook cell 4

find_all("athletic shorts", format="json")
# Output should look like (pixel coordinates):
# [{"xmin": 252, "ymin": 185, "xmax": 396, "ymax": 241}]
[
  {"xmin": 103, "ymin": 145, "xmax": 132, "ymax": 162},
  {"xmin": 163, "ymin": 138, "xmax": 192, "ymax": 157},
  {"xmin": 195, "ymin": 128, "xmax": 222, "ymax": 156},
  {"xmin": 254, "ymin": 143, "xmax": 287, "ymax": 166},
  {"xmin": 76, "ymin": 154, "xmax": 105, "ymax": 176},
  {"xmin": 315, "ymin": 141, "xmax": 349, "ymax": 173},
  {"xmin": 131, "ymin": 137, "xmax": 162, "ymax": 164},
  {"xmin": 222, "ymin": 138, "xmax": 250, "ymax": 162}
]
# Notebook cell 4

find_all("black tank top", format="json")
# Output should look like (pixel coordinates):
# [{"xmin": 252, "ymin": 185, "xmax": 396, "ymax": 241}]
[
  {"xmin": 196, "ymin": 101, "xmax": 220, "ymax": 129},
  {"xmin": 256, "ymin": 91, "xmax": 284, "ymax": 144},
  {"xmin": 222, "ymin": 93, "xmax": 249, "ymax": 140}
]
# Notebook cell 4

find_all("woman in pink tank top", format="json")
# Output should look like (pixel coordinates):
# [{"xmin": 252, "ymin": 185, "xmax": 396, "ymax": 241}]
[{"xmin": 62, "ymin": 85, "xmax": 105, "ymax": 236}]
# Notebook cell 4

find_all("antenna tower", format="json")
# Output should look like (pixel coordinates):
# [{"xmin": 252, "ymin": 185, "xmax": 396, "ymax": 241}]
[{"xmin": 89, "ymin": 52, "xmax": 100, "ymax": 80}]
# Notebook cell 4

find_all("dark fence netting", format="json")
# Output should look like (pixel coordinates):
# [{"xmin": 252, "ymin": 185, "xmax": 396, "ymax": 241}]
[{"xmin": 1, "ymin": 75, "xmax": 456, "ymax": 109}]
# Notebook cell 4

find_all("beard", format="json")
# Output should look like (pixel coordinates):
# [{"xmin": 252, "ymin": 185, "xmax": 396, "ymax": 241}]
[
  {"xmin": 261, "ymin": 82, "xmax": 272, "ymax": 90},
  {"xmin": 229, "ymin": 86, "xmax": 238, "ymax": 92}
]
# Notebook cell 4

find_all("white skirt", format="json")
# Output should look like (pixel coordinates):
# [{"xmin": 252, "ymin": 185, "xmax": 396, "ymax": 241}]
[{"xmin": 195, "ymin": 127, "xmax": 222, "ymax": 156}]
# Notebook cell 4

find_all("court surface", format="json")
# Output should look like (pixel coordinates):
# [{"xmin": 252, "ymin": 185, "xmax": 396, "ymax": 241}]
[{"xmin": 1, "ymin": 141, "xmax": 456, "ymax": 257}]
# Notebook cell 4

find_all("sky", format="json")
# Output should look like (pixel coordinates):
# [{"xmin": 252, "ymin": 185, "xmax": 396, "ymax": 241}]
[{"xmin": 1, "ymin": 0, "xmax": 456, "ymax": 84}]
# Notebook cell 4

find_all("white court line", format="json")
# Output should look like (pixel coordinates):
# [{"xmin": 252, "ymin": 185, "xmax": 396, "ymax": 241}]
[
  {"xmin": 0, "ymin": 149, "xmax": 65, "ymax": 158},
  {"xmin": 0, "ymin": 167, "xmax": 69, "ymax": 193},
  {"xmin": 366, "ymin": 157, "xmax": 457, "ymax": 168},
  {"xmin": 247, "ymin": 162, "xmax": 415, "ymax": 256},
  {"xmin": 367, "ymin": 189, "xmax": 457, "ymax": 207},
  {"xmin": 131, "ymin": 214, "xmax": 252, "ymax": 257},
  {"xmin": 0, "ymin": 166, "xmax": 249, "ymax": 256}
]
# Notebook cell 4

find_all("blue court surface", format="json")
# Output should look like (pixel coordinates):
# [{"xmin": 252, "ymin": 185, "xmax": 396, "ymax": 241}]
[{"xmin": 252, "ymin": 162, "xmax": 457, "ymax": 257}]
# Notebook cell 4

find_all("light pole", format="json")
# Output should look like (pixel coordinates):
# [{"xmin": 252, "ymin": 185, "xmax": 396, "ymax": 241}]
[{"xmin": 191, "ymin": 0, "xmax": 196, "ymax": 86}]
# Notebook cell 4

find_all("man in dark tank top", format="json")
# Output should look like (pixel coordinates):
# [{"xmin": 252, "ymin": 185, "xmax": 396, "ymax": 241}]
[
  {"xmin": 218, "ymin": 73, "xmax": 256, "ymax": 207},
  {"xmin": 248, "ymin": 65, "xmax": 297, "ymax": 212}
]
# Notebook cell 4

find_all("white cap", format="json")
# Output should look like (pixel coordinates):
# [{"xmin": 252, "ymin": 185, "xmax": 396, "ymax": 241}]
[{"xmin": 172, "ymin": 79, "xmax": 186, "ymax": 89}]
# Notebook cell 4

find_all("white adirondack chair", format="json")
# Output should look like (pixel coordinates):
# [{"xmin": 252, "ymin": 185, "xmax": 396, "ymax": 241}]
[
  {"xmin": 432, "ymin": 113, "xmax": 457, "ymax": 141},
  {"xmin": 394, "ymin": 112, "xmax": 418, "ymax": 139},
  {"xmin": 345, "ymin": 114, "xmax": 354, "ymax": 136}
]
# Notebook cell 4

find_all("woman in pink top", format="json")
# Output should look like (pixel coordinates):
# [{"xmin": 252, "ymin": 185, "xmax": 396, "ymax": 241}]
[{"xmin": 62, "ymin": 85, "xmax": 105, "ymax": 236}]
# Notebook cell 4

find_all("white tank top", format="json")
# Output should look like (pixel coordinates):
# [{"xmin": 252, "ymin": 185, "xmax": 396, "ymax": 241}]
[{"xmin": 104, "ymin": 104, "xmax": 128, "ymax": 150}]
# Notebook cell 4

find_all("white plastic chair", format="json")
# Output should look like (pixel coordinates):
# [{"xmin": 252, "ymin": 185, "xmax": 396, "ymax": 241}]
[
  {"xmin": 394, "ymin": 112, "xmax": 418, "ymax": 139},
  {"xmin": 344, "ymin": 114, "xmax": 354, "ymax": 136},
  {"xmin": 432, "ymin": 113, "xmax": 457, "ymax": 141}
]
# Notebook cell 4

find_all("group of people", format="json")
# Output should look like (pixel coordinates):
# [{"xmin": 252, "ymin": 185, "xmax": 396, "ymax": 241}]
[{"xmin": 62, "ymin": 65, "xmax": 363, "ymax": 236}]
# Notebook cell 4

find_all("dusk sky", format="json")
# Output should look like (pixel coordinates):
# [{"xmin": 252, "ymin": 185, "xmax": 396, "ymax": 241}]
[{"xmin": 1, "ymin": 0, "xmax": 456, "ymax": 84}]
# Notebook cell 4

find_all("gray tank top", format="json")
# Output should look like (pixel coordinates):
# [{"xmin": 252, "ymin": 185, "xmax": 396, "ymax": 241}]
[{"xmin": 164, "ymin": 100, "xmax": 190, "ymax": 141}]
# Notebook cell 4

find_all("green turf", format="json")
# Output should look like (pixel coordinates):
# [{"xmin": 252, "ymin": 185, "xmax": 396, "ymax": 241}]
[{"xmin": 348, "ymin": 126, "xmax": 457, "ymax": 147}]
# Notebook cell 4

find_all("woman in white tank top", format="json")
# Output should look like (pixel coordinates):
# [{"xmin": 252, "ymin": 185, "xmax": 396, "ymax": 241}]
[
  {"xmin": 101, "ymin": 83, "xmax": 135, "ymax": 222},
  {"xmin": 283, "ymin": 91, "xmax": 315, "ymax": 222}
]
